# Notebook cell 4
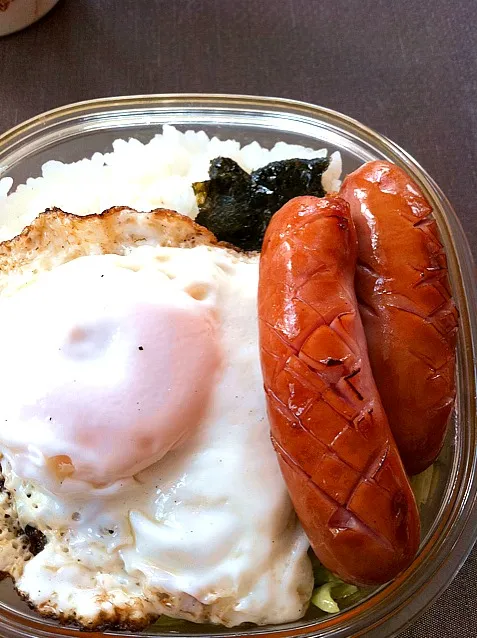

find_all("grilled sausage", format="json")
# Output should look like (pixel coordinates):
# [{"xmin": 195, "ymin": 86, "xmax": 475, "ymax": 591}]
[
  {"xmin": 340, "ymin": 161, "xmax": 458, "ymax": 475},
  {"xmin": 258, "ymin": 195, "xmax": 420, "ymax": 586}
]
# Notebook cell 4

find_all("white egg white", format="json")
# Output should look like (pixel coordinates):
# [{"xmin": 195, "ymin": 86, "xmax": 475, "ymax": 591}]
[{"xmin": 0, "ymin": 244, "xmax": 313, "ymax": 629}]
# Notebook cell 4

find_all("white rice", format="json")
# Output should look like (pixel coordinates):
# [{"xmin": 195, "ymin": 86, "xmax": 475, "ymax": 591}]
[{"xmin": 0, "ymin": 125, "xmax": 342, "ymax": 242}]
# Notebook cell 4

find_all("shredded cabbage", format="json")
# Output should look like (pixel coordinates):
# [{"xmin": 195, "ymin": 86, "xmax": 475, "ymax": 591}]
[
  {"xmin": 410, "ymin": 464, "xmax": 435, "ymax": 507},
  {"xmin": 310, "ymin": 563, "xmax": 358, "ymax": 614},
  {"xmin": 152, "ymin": 615, "xmax": 185, "ymax": 627}
]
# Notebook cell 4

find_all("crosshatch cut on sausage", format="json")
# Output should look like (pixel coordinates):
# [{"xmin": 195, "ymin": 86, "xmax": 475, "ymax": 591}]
[{"xmin": 259, "ymin": 195, "xmax": 421, "ymax": 586}]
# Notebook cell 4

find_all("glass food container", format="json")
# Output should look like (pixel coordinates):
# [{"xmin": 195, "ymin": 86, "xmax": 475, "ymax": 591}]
[{"xmin": 0, "ymin": 95, "xmax": 475, "ymax": 638}]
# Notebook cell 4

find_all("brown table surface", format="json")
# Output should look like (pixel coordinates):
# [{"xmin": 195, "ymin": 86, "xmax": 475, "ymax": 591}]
[{"xmin": 0, "ymin": 1, "xmax": 476, "ymax": 636}]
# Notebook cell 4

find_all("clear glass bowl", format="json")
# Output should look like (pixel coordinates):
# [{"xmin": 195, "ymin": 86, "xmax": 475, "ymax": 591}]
[{"xmin": 0, "ymin": 95, "xmax": 475, "ymax": 638}]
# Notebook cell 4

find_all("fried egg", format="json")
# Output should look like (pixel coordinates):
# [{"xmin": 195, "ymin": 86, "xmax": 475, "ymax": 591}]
[{"xmin": 0, "ymin": 208, "xmax": 312, "ymax": 630}]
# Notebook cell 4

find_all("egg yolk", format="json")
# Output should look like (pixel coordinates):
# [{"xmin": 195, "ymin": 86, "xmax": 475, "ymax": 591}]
[{"xmin": 0, "ymin": 255, "xmax": 222, "ymax": 486}]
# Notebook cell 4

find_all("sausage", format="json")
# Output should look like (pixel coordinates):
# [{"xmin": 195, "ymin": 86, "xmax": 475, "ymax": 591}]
[
  {"xmin": 258, "ymin": 195, "xmax": 420, "ymax": 586},
  {"xmin": 339, "ymin": 161, "xmax": 458, "ymax": 475}
]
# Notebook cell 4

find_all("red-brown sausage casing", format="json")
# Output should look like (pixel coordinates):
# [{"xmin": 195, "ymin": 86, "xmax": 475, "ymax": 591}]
[
  {"xmin": 258, "ymin": 195, "xmax": 420, "ymax": 586},
  {"xmin": 340, "ymin": 162, "xmax": 458, "ymax": 475}
]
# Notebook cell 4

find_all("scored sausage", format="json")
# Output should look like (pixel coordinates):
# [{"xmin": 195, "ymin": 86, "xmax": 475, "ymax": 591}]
[
  {"xmin": 339, "ymin": 162, "xmax": 458, "ymax": 475},
  {"xmin": 258, "ymin": 195, "xmax": 420, "ymax": 586}
]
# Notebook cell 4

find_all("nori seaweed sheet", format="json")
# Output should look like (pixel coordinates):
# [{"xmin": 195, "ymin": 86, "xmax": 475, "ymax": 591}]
[{"xmin": 193, "ymin": 156, "xmax": 330, "ymax": 251}]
